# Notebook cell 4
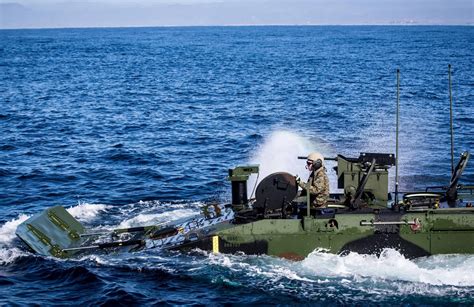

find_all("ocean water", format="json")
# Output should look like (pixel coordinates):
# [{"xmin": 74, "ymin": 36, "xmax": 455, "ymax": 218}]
[{"xmin": 0, "ymin": 26, "xmax": 473, "ymax": 305}]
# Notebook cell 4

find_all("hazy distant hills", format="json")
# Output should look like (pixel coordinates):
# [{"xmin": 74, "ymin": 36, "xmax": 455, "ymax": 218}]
[{"xmin": 0, "ymin": 0, "xmax": 472, "ymax": 29}]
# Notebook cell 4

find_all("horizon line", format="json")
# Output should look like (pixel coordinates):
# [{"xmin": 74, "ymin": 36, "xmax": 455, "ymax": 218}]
[{"xmin": 2, "ymin": 23, "xmax": 473, "ymax": 31}]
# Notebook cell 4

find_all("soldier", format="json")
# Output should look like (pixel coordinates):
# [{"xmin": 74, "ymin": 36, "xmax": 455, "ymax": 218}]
[{"xmin": 297, "ymin": 152, "xmax": 330, "ymax": 208}]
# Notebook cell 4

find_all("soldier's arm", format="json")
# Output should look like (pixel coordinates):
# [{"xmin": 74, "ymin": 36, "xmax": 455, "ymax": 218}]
[{"xmin": 308, "ymin": 175, "xmax": 325, "ymax": 195}]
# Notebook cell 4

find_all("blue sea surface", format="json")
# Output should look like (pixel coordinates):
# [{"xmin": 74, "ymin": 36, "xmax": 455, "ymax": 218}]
[{"xmin": 0, "ymin": 26, "xmax": 473, "ymax": 305}]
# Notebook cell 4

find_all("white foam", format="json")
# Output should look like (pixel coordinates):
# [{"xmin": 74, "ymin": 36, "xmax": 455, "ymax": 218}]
[
  {"xmin": 195, "ymin": 248, "xmax": 474, "ymax": 301},
  {"xmin": 0, "ymin": 214, "xmax": 30, "ymax": 264},
  {"xmin": 67, "ymin": 203, "xmax": 111, "ymax": 222},
  {"xmin": 301, "ymin": 249, "xmax": 474, "ymax": 286},
  {"xmin": 115, "ymin": 208, "xmax": 197, "ymax": 229},
  {"xmin": 0, "ymin": 214, "xmax": 29, "ymax": 245},
  {"xmin": 207, "ymin": 252, "xmax": 313, "ymax": 283},
  {"xmin": 74, "ymin": 252, "xmax": 177, "ymax": 274},
  {"xmin": 116, "ymin": 200, "xmax": 204, "ymax": 218},
  {"xmin": 0, "ymin": 247, "xmax": 28, "ymax": 265},
  {"xmin": 248, "ymin": 130, "xmax": 338, "ymax": 195}
]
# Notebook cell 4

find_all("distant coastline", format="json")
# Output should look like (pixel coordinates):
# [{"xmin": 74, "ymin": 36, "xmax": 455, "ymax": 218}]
[
  {"xmin": 1, "ymin": 0, "xmax": 472, "ymax": 30},
  {"xmin": 1, "ymin": 24, "xmax": 473, "ymax": 31}
]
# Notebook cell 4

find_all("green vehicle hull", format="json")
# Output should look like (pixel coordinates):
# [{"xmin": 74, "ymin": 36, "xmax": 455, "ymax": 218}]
[
  {"xmin": 176, "ymin": 207, "xmax": 474, "ymax": 259},
  {"xmin": 15, "ymin": 152, "xmax": 474, "ymax": 260}
]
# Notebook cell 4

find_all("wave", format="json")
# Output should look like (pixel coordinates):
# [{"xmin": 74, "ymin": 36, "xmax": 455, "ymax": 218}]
[
  {"xmin": 0, "ymin": 214, "xmax": 29, "ymax": 245},
  {"xmin": 200, "ymin": 249, "xmax": 474, "ymax": 302},
  {"xmin": 67, "ymin": 202, "xmax": 111, "ymax": 223},
  {"xmin": 302, "ymin": 248, "xmax": 474, "ymax": 286},
  {"xmin": 0, "ymin": 214, "xmax": 30, "ymax": 265}
]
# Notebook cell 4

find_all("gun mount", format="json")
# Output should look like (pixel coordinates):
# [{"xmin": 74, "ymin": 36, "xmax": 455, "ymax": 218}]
[{"xmin": 335, "ymin": 153, "xmax": 395, "ymax": 205}]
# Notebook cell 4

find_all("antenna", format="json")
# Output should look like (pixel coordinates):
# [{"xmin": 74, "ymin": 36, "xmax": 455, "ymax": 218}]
[
  {"xmin": 448, "ymin": 64, "xmax": 454, "ymax": 174},
  {"xmin": 395, "ymin": 69, "xmax": 400, "ymax": 207}
]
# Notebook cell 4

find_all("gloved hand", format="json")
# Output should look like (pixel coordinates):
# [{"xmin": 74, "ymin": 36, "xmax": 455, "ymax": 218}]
[{"xmin": 295, "ymin": 176, "xmax": 305, "ymax": 189}]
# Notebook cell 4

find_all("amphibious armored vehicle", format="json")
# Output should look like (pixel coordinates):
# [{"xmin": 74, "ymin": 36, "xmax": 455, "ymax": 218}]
[
  {"xmin": 16, "ymin": 151, "xmax": 474, "ymax": 260},
  {"xmin": 15, "ymin": 67, "xmax": 474, "ymax": 259}
]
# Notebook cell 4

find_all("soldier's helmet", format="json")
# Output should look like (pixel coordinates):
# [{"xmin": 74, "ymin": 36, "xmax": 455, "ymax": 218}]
[{"xmin": 307, "ymin": 152, "xmax": 324, "ymax": 164}]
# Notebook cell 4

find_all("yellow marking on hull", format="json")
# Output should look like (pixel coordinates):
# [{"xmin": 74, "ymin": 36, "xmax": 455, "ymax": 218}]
[{"xmin": 212, "ymin": 236, "xmax": 219, "ymax": 253}]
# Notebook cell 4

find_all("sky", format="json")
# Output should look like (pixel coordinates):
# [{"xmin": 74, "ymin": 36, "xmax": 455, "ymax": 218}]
[{"xmin": 0, "ymin": 0, "xmax": 473, "ymax": 29}]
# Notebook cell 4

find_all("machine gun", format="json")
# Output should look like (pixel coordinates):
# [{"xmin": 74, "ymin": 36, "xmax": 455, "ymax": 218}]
[{"xmin": 335, "ymin": 153, "xmax": 396, "ymax": 208}]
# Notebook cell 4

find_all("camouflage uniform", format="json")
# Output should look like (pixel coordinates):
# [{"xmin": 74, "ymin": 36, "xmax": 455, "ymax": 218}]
[{"xmin": 298, "ymin": 167, "xmax": 330, "ymax": 208}]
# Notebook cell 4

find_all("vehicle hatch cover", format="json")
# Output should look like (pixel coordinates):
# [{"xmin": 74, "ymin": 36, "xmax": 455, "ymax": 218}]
[{"xmin": 254, "ymin": 172, "xmax": 298, "ymax": 210}]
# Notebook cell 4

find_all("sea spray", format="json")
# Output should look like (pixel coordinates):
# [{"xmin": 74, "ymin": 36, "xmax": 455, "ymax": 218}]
[{"xmin": 247, "ymin": 130, "xmax": 339, "ymax": 194}]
